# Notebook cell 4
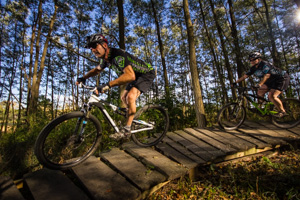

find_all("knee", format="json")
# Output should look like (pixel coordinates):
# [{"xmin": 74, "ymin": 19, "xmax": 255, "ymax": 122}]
[
  {"xmin": 121, "ymin": 95, "xmax": 126, "ymax": 103},
  {"xmin": 268, "ymin": 93, "xmax": 275, "ymax": 100},
  {"xmin": 126, "ymin": 92, "xmax": 136, "ymax": 103}
]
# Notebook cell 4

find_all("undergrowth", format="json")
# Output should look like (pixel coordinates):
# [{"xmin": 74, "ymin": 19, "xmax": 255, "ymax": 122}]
[{"xmin": 148, "ymin": 149, "xmax": 300, "ymax": 200}]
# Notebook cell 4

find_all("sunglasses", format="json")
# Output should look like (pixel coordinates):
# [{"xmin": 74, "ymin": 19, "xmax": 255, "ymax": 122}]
[
  {"xmin": 249, "ymin": 58, "xmax": 257, "ymax": 62},
  {"xmin": 88, "ymin": 42, "xmax": 98, "ymax": 49}
]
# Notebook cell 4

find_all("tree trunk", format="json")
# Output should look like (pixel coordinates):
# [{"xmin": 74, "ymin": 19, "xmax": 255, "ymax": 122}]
[
  {"xmin": 228, "ymin": 0, "xmax": 245, "ymax": 80},
  {"xmin": 198, "ymin": 0, "xmax": 228, "ymax": 104},
  {"xmin": 117, "ymin": 0, "xmax": 127, "ymax": 107},
  {"xmin": 28, "ymin": 3, "xmax": 58, "ymax": 115},
  {"xmin": 209, "ymin": 0, "xmax": 237, "ymax": 100},
  {"xmin": 150, "ymin": 0, "xmax": 170, "ymax": 105},
  {"xmin": 183, "ymin": 0, "xmax": 206, "ymax": 128},
  {"xmin": 261, "ymin": 0, "xmax": 280, "ymax": 66}
]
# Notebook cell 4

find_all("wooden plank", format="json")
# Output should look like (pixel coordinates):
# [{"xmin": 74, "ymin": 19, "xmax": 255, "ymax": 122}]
[
  {"xmin": 162, "ymin": 136, "xmax": 206, "ymax": 164},
  {"xmin": 72, "ymin": 156, "xmax": 141, "ymax": 200},
  {"xmin": 0, "ymin": 176, "xmax": 25, "ymax": 200},
  {"xmin": 175, "ymin": 130, "xmax": 225, "ymax": 158},
  {"xmin": 167, "ymin": 132, "xmax": 214, "ymax": 161},
  {"xmin": 243, "ymin": 121, "xmax": 287, "ymax": 145},
  {"xmin": 156, "ymin": 142, "xmax": 199, "ymax": 169},
  {"xmin": 23, "ymin": 169, "xmax": 89, "ymax": 200},
  {"xmin": 99, "ymin": 148, "xmax": 166, "ymax": 191},
  {"xmin": 123, "ymin": 142, "xmax": 187, "ymax": 180},
  {"xmin": 226, "ymin": 129, "xmax": 270, "ymax": 149},
  {"xmin": 194, "ymin": 128, "xmax": 239, "ymax": 151},
  {"xmin": 288, "ymin": 126, "xmax": 300, "ymax": 136},
  {"xmin": 186, "ymin": 128, "xmax": 236, "ymax": 153},
  {"xmin": 209, "ymin": 129, "xmax": 256, "ymax": 151},
  {"xmin": 257, "ymin": 121, "xmax": 300, "ymax": 140},
  {"xmin": 237, "ymin": 127, "xmax": 276, "ymax": 147}
]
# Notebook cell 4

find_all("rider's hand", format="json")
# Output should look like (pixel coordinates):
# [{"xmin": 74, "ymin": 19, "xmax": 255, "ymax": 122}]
[
  {"xmin": 76, "ymin": 77, "xmax": 86, "ymax": 85},
  {"xmin": 231, "ymin": 82, "xmax": 237, "ymax": 88},
  {"xmin": 254, "ymin": 84, "xmax": 261, "ymax": 88},
  {"xmin": 96, "ymin": 83, "xmax": 111, "ymax": 94},
  {"xmin": 251, "ymin": 84, "xmax": 261, "ymax": 90}
]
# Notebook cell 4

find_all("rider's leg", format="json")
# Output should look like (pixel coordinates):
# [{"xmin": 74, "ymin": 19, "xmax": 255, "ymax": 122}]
[
  {"xmin": 125, "ymin": 87, "xmax": 141, "ymax": 127},
  {"xmin": 268, "ymin": 89, "xmax": 285, "ymax": 112},
  {"xmin": 257, "ymin": 84, "xmax": 269, "ymax": 103},
  {"xmin": 121, "ymin": 90, "xmax": 129, "ymax": 108}
]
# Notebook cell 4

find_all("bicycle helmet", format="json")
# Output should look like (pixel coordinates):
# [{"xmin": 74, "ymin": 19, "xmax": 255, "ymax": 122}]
[
  {"xmin": 85, "ymin": 33, "xmax": 108, "ymax": 48},
  {"xmin": 248, "ymin": 52, "xmax": 261, "ymax": 60}
]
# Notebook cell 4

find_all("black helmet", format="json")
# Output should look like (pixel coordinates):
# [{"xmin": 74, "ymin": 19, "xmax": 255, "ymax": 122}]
[
  {"xmin": 85, "ymin": 33, "xmax": 108, "ymax": 48},
  {"xmin": 249, "ymin": 52, "xmax": 261, "ymax": 60}
]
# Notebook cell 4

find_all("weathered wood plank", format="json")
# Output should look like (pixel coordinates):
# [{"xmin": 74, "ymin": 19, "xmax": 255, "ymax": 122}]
[
  {"xmin": 72, "ymin": 156, "xmax": 141, "ymax": 200},
  {"xmin": 194, "ymin": 128, "xmax": 239, "ymax": 151},
  {"xmin": 186, "ymin": 128, "xmax": 236, "ymax": 153},
  {"xmin": 237, "ymin": 127, "xmax": 276, "ymax": 147},
  {"xmin": 257, "ymin": 121, "xmax": 300, "ymax": 140},
  {"xmin": 288, "ymin": 126, "xmax": 300, "ymax": 136},
  {"xmin": 175, "ymin": 130, "xmax": 225, "ymax": 158},
  {"xmin": 167, "ymin": 132, "xmax": 215, "ymax": 161},
  {"xmin": 210, "ymin": 129, "xmax": 256, "ymax": 151},
  {"xmin": 156, "ymin": 142, "xmax": 198, "ymax": 169},
  {"xmin": 23, "ymin": 169, "xmax": 89, "ymax": 200},
  {"xmin": 243, "ymin": 121, "xmax": 287, "ymax": 145},
  {"xmin": 100, "ymin": 148, "xmax": 166, "ymax": 191},
  {"xmin": 162, "ymin": 136, "xmax": 206, "ymax": 164},
  {"xmin": 123, "ymin": 142, "xmax": 187, "ymax": 180},
  {"xmin": 226, "ymin": 129, "xmax": 270, "ymax": 149},
  {"xmin": 0, "ymin": 176, "xmax": 25, "ymax": 200}
]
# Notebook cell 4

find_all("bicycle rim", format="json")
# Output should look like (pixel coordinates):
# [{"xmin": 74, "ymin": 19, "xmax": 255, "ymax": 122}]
[
  {"xmin": 35, "ymin": 111, "xmax": 101, "ymax": 170},
  {"xmin": 131, "ymin": 105, "xmax": 169, "ymax": 147},
  {"xmin": 271, "ymin": 98, "xmax": 300, "ymax": 128},
  {"xmin": 218, "ymin": 103, "xmax": 246, "ymax": 130}
]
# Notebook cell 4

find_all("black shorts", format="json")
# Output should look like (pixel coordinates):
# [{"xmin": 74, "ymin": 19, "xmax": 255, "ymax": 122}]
[
  {"xmin": 126, "ymin": 70, "xmax": 155, "ymax": 93},
  {"xmin": 265, "ymin": 73, "xmax": 290, "ymax": 91}
]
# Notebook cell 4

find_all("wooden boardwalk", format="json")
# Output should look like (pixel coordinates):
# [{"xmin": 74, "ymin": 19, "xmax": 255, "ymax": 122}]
[{"xmin": 1, "ymin": 121, "xmax": 300, "ymax": 200}]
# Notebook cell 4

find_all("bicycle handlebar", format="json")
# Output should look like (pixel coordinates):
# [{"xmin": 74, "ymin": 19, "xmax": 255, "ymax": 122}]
[{"xmin": 78, "ymin": 83, "xmax": 97, "ymax": 91}]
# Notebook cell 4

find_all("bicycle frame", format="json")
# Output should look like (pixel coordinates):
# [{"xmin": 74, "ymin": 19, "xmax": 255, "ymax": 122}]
[
  {"xmin": 237, "ymin": 88, "xmax": 278, "ymax": 116},
  {"xmin": 86, "ymin": 93, "xmax": 154, "ymax": 134}
]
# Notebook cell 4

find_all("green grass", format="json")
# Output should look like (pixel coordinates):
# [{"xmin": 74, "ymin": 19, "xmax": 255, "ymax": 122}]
[{"xmin": 148, "ymin": 149, "xmax": 300, "ymax": 200}]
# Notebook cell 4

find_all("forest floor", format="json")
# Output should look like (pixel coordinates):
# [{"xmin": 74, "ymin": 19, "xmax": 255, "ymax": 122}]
[{"xmin": 147, "ymin": 148, "xmax": 300, "ymax": 200}]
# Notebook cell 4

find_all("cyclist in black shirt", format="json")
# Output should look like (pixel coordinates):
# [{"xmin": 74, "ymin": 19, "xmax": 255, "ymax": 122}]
[
  {"xmin": 76, "ymin": 33, "xmax": 155, "ymax": 140},
  {"xmin": 233, "ymin": 52, "xmax": 290, "ymax": 117}
]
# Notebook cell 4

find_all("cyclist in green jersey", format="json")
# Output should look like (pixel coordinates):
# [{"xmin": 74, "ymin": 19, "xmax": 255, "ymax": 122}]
[{"xmin": 76, "ymin": 33, "xmax": 155, "ymax": 140}]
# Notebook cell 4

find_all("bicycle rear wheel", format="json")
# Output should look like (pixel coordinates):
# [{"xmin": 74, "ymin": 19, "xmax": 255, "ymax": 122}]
[
  {"xmin": 131, "ymin": 105, "xmax": 169, "ymax": 147},
  {"xmin": 217, "ymin": 103, "xmax": 246, "ymax": 130},
  {"xmin": 34, "ymin": 111, "xmax": 102, "ymax": 170},
  {"xmin": 271, "ymin": 98, "xmax": 300, "ymax": 128}
]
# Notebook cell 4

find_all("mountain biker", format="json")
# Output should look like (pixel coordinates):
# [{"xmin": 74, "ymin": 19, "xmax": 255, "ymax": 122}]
[
  {"xmin": 233, "ymin": 52, "xmax": 290, "ymax": 118},
  {"xmin": 76, "ymin": 33, "xmax": 155, "ymax": 140}
]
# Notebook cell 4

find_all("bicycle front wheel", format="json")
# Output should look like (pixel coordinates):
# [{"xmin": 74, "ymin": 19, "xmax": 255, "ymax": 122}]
[
  {"xmin": 131, "ymin": 105, "xmax": 169, "ymax": 147},
  {"xmin": 271, "ymin": 98, "xmax": 300, "ymax": 128},
  {"xmin": 34, "ymin": 111, "xmax": 102, "ymax": 170},
  {"xmin": 217, "ymin": 103, "xmax": 246, "ymax": 130}
]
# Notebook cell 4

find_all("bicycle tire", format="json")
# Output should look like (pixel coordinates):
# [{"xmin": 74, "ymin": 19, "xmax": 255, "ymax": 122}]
[
  {"xmin": 217, "ymin": 103, "xmax": 246, "ymax": 130},
  {"xmin": 131, "ymin": 105, "xmax": 169, "ymax": 147},
  {"xmin": 34, "ymin": 111, "xmax": 102, "ymax": 170},
  {"xmin": 271, "ymin": 98, "xmax": 300, "ymax": 129}
]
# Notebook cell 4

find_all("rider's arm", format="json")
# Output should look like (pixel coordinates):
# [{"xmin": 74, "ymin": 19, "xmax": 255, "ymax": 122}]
[
  {"xmin": 83, "ymin": 66, "xmax": 104, "ymax": 79},
  {"xmin": 76, "ymin": 65, "xmax": 104, "ymax": 85},
  {"xmin": 258, "ymin": 73, "xmax": 270, "ymax": 87},
  {"xmin": 235, "ymin": 74, "xmax": 249, "ymax": 84},
  {"xmin": 108, "ymin": 65, "xmax": 136, "ymax": 87}
]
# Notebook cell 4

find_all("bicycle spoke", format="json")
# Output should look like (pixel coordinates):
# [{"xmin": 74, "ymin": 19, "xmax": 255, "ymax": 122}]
[
  {"xmin": 131, "ymin": 106, "xmax": 168, "ymax": 147},
  {"xmin": 272, "ymin": 98, "xmax": 300, "ymax": 128}
]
